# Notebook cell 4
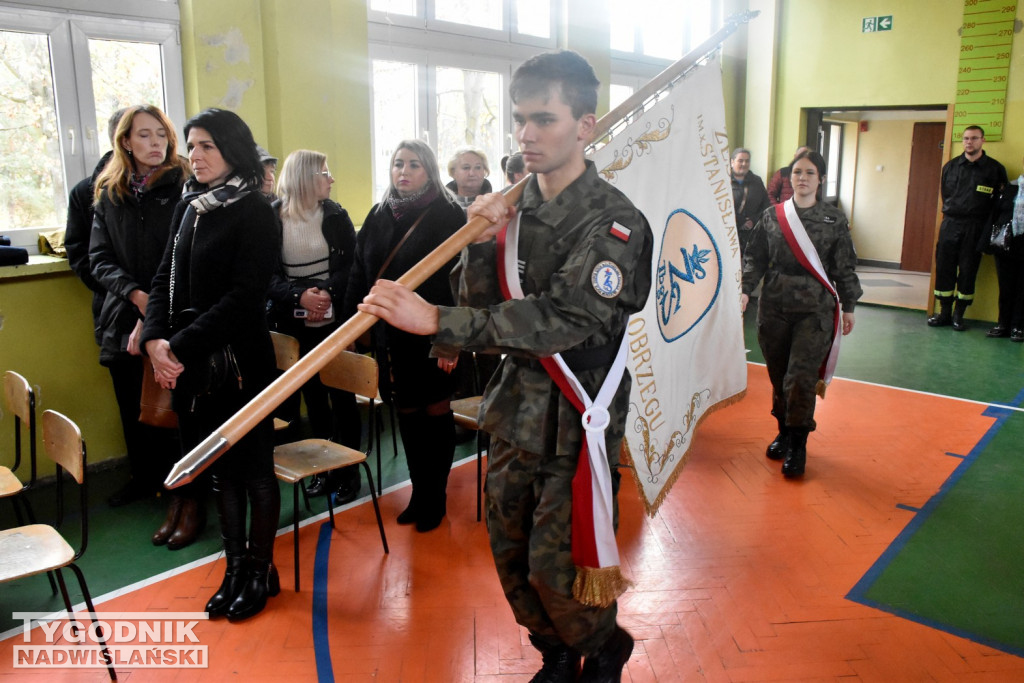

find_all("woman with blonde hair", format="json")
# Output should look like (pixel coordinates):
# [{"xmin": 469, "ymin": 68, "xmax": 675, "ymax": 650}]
[
  {"xmin": 267, "ymin": 150, "xmax": 361, "ymax": 501},
  {"xmin": 345, "ymin": 139, "xmax": 466, "ymax": 531},
  {"xmin": 88, "ymin": 104, "xmax": 199, "ymax": 546},
  {"xmin": 446, "ymin": 146, "xmax": 492, "ymax": 208}
]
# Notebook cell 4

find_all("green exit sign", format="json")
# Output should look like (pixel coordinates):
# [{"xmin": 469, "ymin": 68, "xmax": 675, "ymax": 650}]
[{"xmin": 862, "ymin": 15, "xmax": 894, "ymax": 32}]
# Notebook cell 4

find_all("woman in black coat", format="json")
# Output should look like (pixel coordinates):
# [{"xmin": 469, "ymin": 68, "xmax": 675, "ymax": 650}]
[
  {"xmin": 345, "ymin": 139, "xmax": 466, "ymax": 532},
  {"xmin": 142, "ymin": 108, "xmax": 280, "ymax": 622},
  {"xmin": 89, "ymin": 105, "xmax": 196, "ymax": 544},
  {"xmin": 267, "ymin": 149, "xmax": 361, "ymax": 501}
]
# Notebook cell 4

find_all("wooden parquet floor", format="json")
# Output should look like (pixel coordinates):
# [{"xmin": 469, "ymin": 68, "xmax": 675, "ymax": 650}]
[{"xmin": 4, "ymin": 364, "xmax": 1023, "ymax": 681}]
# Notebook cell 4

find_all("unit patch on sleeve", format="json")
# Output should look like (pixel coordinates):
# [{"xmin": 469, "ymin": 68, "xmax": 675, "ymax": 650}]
[{"xmin": 591, "ymin": 260, "xmax": 623, "ymax": 298}]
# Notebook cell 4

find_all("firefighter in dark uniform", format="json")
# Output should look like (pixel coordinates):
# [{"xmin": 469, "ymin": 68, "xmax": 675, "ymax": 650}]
[
  {"xmin": 928, "ymin": 125, "xmax": 1007, "ymax": 330},
  {"xmin": 359, "ymin": 51, "xmax": 654, "ymax": 683}
]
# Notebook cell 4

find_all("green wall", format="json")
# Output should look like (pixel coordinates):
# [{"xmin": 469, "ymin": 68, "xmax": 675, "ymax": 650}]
[
  {"xmin": 1, "ymin": 267, "xmax": 125, "ymax": 477},
  {"xmin": 179, "ymin": 0, "xmax": 373, "ymax": 220}
]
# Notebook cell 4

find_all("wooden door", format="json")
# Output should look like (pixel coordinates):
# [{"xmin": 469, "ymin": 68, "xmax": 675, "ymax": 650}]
[{"xmin": 900, "ymin": 122, "xmax": 945, "ymax": 272}]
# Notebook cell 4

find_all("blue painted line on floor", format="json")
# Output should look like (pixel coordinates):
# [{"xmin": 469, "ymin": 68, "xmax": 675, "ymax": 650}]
[
  {"xmin": 846, "ymin": 397, "xmax": 1023, "ymax": 657},
  {"xmin": 894, "ymin": 503, "xmax": 920, "ymax": 512},
  {"xmin": 313, "ymin": 521, "xmax": 334, "ymax": 682}
]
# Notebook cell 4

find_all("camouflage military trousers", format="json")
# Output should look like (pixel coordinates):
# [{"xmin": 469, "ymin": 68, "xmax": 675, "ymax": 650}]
[
  {"xmin": 757, "ymin": 308, "xmax": 833, "ymax": 430},
  {"xmin": 485, "ymin": 436, "xmax": 618, "ymax": 656}
]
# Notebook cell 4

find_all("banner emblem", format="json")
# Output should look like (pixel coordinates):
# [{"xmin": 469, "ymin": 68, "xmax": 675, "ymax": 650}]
[
  {"xmin": 592, "ymin": 261, "xmax": 624, "ymax": 298},
  {"xmin": 656, "ymin": 209, "xmax": 722, "ymax": 341}
]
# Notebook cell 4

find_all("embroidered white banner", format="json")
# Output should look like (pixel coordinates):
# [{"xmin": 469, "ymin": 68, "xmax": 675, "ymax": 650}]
[{"xmin": 589, "ymin": 53, "xmax": 747, "ymax": 514}]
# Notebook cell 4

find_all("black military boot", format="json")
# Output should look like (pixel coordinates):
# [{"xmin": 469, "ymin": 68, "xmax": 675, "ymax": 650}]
[
  {"xmin": 927, "ymin": 297, "xmax": 952, "ymax": 327},
  {"xmin": 782, "ymin": 428, "xmax": 808, "ymax": 478},
  {"xmin": 766, "ymin": 417, "xmax": 788, "ymax": 460},
  {"xmin": 529, "ymin": 635, "xmax": 580, "ymax": 683},
  {"xmin": 579, "ymin": 626, "xmax": 634, "ymax": 682},
  {"xmin": 951, "ymin": 299, "xmax": 969, "ymax": 331}
]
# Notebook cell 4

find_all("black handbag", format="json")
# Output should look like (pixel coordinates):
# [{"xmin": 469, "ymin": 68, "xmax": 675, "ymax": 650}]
[
  {"xmin": 173, "ymin": 307, "xmax": 243, "ymax": 409},
  {"xmin": 989, "ymin": 221, "xmax": 1013, "ymax": 253}
]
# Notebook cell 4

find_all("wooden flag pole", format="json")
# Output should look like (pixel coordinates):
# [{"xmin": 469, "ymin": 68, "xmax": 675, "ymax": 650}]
[{"xmin": 164, "ymin": 10, "xmax": 757, "ymax": 489}]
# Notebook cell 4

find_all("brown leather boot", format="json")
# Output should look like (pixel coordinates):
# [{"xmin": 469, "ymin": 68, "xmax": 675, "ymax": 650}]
[
  {"xmin": 152, "ymin": 495, "xmax": 183, "ymax": 546},
  {"xmin": 167, "ymin": 497, "xmax": 206, "ymax": 550}
]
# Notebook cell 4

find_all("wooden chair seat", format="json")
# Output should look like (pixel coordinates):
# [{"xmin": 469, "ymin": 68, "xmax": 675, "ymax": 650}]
[
  {"xmin": 0, "ymin": 410, "xmax": 116, "ymax": 679},
  {"xmin": 450, "ymin": 396, "xmax": 482, "ymax": 430},
  {"xmin": 450, "ymin": 395, "xmax": 485, "ymax": 521},
  {"xmin": 0, "ymin": 524, "xmax": 75, "ymax": 582},
  {"xmin": 0, "ymin": 466, "xmax": 24, "ymax": 498},
  {"xmin": 274, "ymin": 350, "xmax": 389, "ymax": 591},
  {"xmin": 274, "ymin": 439, "xmax": 367, "ymax": 484}
]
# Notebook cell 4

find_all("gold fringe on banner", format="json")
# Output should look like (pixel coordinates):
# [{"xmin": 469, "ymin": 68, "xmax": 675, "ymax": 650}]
[
  {"xmin": 815, "ymin": 379, "xmax": 827, "ymax": 399},
  {"xmin": 572, "ymin": 565, "xmax": 634, "ymax": 608}
]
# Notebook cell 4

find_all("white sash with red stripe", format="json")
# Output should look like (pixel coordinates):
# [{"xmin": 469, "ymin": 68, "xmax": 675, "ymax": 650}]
[
  {"xmin": 497, "ymin": 214, "xmax": 631, "ymax": 607},
  {"xmin": 775, "ymin": 199, "xmax": 842, "ymax": 394}
]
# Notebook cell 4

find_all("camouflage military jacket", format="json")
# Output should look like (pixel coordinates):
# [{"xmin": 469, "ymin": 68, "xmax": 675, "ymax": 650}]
[
  {"xmin": 742, "ymin": 201, "xmax": 862, "ymax": 314},
  {"xmin": 432, "ymin": 161, "xmax": 654, "ymax": 456}
]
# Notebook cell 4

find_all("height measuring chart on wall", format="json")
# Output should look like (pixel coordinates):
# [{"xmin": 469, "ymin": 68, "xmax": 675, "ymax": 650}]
[{"xmin": 954, "ymin": 0, "xmax": 1017, "ymax": 141}]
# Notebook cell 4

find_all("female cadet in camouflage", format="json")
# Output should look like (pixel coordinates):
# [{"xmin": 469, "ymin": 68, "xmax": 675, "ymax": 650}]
[{"xmin": 740, "ymin": 149, "xmax": 862, "ymax": 478}]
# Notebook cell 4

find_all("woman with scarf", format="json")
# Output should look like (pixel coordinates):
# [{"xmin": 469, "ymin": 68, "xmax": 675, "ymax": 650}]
[
  {"xmin": 344, "ymin": 139, "xmax": 465, "ymax": 532},
  {"xmin": 89, "ymin": 105, "xmax": 197, "ymax": 545},
  {"xmin": 142, "ymin": 108, "xmax": 280, "ymax": 621},
  {"xmin": 740, "ymin": 150, "xmax": 862, "ymax": 478},
  {"xmin": 983, "ymin": 157, "xmax": 1024, "ymax": 342},
  {"xmin": 267, "ymin": 149, "xmax": 361, "ymax": 502}
]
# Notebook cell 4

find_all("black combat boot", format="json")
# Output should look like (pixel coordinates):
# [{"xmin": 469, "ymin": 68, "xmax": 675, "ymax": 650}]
[
  {"xmin": 951, "ymin": 299, "xmax": 969, "ymax": 331},
  {"xmin": 782, "ymin": 428, "xmax": 808, "ymax": 478},
  {"xmin": 927, "ymin": 298, "xmax": 952, "ymax": 327},
  {"xmin": 529, "ymin": 635, "xmax": 581, "ymax": 683},
  {"xmin": 766, "ymin": 416, "xmax": 788, "ymax": 460},
  {"xmin": 206, "ymin": 477, "xmax": 248, "ymax": 617},
  {"xmin": 579, "ymin": 626, "xmax": 634, "ymax": 682}
]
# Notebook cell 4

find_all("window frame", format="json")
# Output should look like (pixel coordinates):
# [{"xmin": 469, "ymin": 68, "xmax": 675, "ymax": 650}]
[
  {"xmin": 368, "ymin": 43, "xmax": 512, "ymax": 200},
  {"xmin": 0, "ymin": 2, "xmax": 184, "ymax": 236},
  {"xmin": 367, "ymin": 0, "xmax": 558, "ymax": 48}
]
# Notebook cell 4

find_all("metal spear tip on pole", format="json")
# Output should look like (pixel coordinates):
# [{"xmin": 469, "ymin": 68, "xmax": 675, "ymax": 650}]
[{"xmin": 164, "ymin": 432, "xmax": 229, "ymax": 488}]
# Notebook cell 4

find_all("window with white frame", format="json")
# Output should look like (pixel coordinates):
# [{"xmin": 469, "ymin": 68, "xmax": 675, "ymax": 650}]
[
  {"xmin": 0, "ymin": 3, "xmax": 184, "ymax": 236},
  {"xmin": 367, "ymin": 1, "xmax": 558, "ymax": 203},
  {"xmin": 369, "ymin": 49, "xmax": 506, "ymax": 201},
  {"xmin": 611, "ymin": 0, "xmax": 716, "ymax": 61},
  {"xmin": 369, "ymin": 0, "xmax": 554, "ymax": 42}
]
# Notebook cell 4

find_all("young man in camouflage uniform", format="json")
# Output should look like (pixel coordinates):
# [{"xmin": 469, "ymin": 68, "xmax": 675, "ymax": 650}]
[{"xmin": 360, "ymin": 50, "xmax": 653, "ymax": 682}]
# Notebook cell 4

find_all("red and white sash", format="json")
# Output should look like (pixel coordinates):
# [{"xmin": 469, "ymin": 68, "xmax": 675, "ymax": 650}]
[
  {"xmin": 497, "ymin": 215, "xmax": 631, "ymax": 607},
  {"xmin": 775, "ymin": 199, "xmax": 842, "ymax": 395}
]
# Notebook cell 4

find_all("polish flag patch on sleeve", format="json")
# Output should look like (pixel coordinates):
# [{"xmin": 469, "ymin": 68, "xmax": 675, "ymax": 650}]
[{"xmin": 609, "ymin": 222, "xmax": 631, "ymax": 242}]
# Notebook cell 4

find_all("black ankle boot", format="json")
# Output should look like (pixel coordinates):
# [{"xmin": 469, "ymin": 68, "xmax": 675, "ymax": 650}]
[
  {"xmin": 529, "ymin": 636, "xmax": 580, "ymax": 683},
  {"xmin": 226, "ymin": 561, "xmax": 280, "ymax": 622},
  {"xmin": 782, "ymin": 428, "xmax": 808, "ymax": 478},
  {"xmin": 205, "ymin": 554, "xmax": 247, "ymax": 617},
  {"xmin": 927, "ymin": 298, "xmax": 952, "ymax": 327},
  {"xmin": 579, "ymin": 626, "xmax": 634, "ymax": 682},
  {"xmin": 766, "ymin": 423, "xmax": 789, "ymax": 460}
]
